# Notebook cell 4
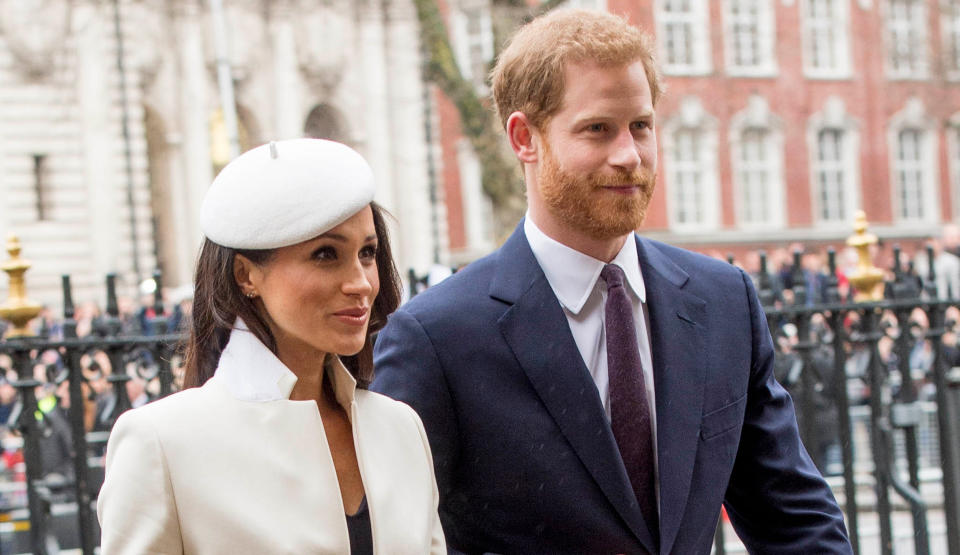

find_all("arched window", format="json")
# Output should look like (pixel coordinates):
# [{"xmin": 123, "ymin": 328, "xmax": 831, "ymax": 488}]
[
  {"xmin": 663, "ymin": 97, "xmax": 719, "ymax": 231},
  {"xmin": 888, "ymin": 98, "xmax": 938, "ymax": 223},
  {"xmin": 729, "ymin": 96, "xmax": 784, "ymax": 229},
  {"xmin": 808, "ymin": 97, "xmax": 860, "ymax": 226}
]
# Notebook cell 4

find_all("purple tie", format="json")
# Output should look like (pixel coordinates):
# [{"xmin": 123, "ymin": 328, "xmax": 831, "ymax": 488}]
[{"xmin": 601, "ymin": 263, "xmax": 659, "ymax": 535}]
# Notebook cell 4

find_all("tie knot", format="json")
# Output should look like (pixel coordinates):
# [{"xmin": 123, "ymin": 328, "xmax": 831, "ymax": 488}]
[{"xmin": 601, "ymin": 264, "xmax": 626, "ymax": 289}]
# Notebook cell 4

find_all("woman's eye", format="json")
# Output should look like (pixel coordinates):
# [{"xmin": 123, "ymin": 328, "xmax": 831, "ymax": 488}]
[
  {"xmin": 312, "ymin": 246, "xmax": 337, "ymax": 261},
  {"xmin": 360, "ymin": 244, "xmax": 378, "ymax": 260}
]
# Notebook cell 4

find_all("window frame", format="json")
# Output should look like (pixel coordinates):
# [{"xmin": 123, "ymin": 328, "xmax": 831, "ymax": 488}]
[
  {"xmin": 800, "ymin": 0, "xmax": 852, "ymax": 79},
  {"xmin": 723, "ymin": 0, "xmax": 778, "ymax": 77},
  {"xmin": 884, "ymin": 0, "xmax": 929, "ymax": 80},
  {"xmin": 656, "ymin": 0, "xmax": 713, "ymax": 76}
]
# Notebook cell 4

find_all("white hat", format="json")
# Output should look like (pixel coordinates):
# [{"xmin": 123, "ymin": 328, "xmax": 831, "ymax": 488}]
[{"xmin": 200, "ymin": 138, "xmax": 375, "ymax": 249}]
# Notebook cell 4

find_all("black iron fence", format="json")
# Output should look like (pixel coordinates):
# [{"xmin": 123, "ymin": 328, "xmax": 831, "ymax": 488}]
[
  {"xmin": 0, "ymin": 243, "xmax": 957, "ymax": 553},
  {"xmin": 0, "ymin": 271, "xmax": 180, "ymax": 554}
]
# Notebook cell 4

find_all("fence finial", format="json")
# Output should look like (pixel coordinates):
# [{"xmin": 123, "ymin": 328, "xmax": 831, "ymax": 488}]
[
  {"xmin": 846, "ymin": 211, "xmax": 885, "ymax": 301},
  {"xmin": 0, "ymin": 234, "xmax": 43, "ymax": 337}
]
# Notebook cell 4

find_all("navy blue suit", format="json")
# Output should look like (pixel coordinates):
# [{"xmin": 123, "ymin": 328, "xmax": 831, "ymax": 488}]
[{"xmin": 372, "ymin": 224, "xmax": 851, "ymax": 554}]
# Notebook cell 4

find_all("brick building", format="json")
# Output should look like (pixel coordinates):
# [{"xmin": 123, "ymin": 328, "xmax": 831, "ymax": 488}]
[{"xmin": 437, "ymin": 0, "xmax": 960, "ymax": 265}]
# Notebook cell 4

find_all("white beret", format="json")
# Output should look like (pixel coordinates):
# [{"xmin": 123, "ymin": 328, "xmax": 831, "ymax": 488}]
[{"xmin": 200, "ymin": 138, "xmax": 375, "ymax": 249}]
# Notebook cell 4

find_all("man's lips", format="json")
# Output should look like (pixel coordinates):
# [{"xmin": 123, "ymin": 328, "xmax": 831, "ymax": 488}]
[{"xmin": 602, "ymin": 184, "xmax": 641, "ymax": 194}]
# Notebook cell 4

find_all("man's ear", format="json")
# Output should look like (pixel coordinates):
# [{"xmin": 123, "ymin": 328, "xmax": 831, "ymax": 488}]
[
  {"xmin": 233, "ymin": 254, "xmax": 261, "ymax": 297},
  {"xmin": 506, "ymin": 112, "xmax": 539, "ymax": 164}
]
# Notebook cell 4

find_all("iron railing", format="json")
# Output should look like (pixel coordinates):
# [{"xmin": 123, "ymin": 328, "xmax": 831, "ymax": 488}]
[{"xmin": 0, "ymin": 232, "xmax": 958, "ymax": 553}]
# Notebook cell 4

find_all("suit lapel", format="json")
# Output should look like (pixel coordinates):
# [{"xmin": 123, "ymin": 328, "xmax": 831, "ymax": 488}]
[
  {"xmin": 490, "ymin": 225, "xmax": 656, "ymax": 553},
  {"xmin": 636, "ymin": 237, "xmax": 708, "ymax": 555}
]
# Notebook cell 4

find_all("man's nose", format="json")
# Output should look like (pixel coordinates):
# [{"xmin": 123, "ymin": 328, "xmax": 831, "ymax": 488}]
[{"xmin": 607, "ymin": 129, "xmax": 641, "ymax": 170}]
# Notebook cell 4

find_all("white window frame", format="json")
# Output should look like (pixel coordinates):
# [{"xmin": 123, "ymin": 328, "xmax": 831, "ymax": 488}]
[
  {"xmin": 807, "ymin": 97, "xmax": 861, "ymax": 228},
  {"xmin": 723, "ymin": 0, "xmax": 777, "ymax": 76},
  {"xmin": 800, "ymin": 0, "xmax": 852, "ymax": 78},
  {"xmin": 888, "ymin": 98, "xmax": 939, "ymax": 224},
  {"xmin": 942, "ymin": 0, "xmax": 960, "ymax": 80},
  {"xmin": 729, "ymin": 96, "xmax": 785, "ymax": 229},
  {"xmin": 884, "ymin": 0, "xmax": 929, "ymax": 80},
  {"xmin": 656, "ymin": 0, "xmax": 712, "ymax": 76},
  {"xmin": 663, "ymin": 97, "xmax": 720, "ymax": 231},
  {"xmin": 450, "ymin": 0, "xmax": 495, "ymax": 92},
  {"xmin": 562, "ymin": 0, "xmax": 608, "ymax": 10},
  {"xmin": 948, "ymin": 114, "xmax": 960, "ymax": 220}
]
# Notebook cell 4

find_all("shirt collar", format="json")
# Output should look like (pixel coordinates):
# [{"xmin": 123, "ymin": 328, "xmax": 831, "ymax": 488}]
[
  {"xmin": 524, "ymin": 215, "xmax": 646, "ymax": 315},
  {"xmin": 215, "ymin": 318, "xmax": 357, "ymax": 407}
]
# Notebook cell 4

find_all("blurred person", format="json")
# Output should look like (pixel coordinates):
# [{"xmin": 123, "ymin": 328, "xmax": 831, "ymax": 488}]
[
  {"xmin": 97, "ymin": 139, "xmax": 444, "ymax": 554},
  {"xmin": 915, "ymin": 231, "xmax": 960, "ymax": 300},
  {"xmin": 372, "ymin": 9, "xmax": 849, "ymax": 554}
]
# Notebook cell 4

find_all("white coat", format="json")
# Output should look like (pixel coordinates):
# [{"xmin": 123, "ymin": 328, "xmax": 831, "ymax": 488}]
[{"xmin": 97, "ymin": 322, "xmax": 445, "ymax": 554}]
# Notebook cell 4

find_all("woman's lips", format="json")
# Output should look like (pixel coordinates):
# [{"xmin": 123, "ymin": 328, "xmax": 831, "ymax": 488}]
[{"xmin": 333, "ymin": 307, "xmax": 369, "ymax": 326}]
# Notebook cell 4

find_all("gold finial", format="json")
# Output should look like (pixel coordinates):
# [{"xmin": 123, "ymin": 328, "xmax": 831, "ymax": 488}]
[
  {"xmin": 845, "ymin": 211, "xmax": 885, "ymax": 302},
  {"xmin": 0, "ymin": 234, "xmax": 43, "ymax": 338}
]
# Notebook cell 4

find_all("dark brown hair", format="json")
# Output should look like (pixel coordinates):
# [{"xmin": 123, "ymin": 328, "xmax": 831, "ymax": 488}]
[{"xmin": 182, "ymin": 202, "xmax": 401, "ymax": 389}]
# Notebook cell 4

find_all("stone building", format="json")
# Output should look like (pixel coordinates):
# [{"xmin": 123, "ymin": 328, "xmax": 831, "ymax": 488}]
[{"xmin": 0, "ymin": 0, "xmax": 443, "ymax": 310}]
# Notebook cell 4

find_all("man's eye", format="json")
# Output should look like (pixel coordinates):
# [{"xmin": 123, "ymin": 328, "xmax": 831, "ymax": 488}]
[
  {"xmin": 312, "ymin": 246, "xmax": 337, "ymax": 261},
  {"xmin": 631, "ymin": 121, "xmax": 650, "ymax": 131},
  {"xmin": 588, "ymin": 123, "xmax": 607, "ymax": 132}
]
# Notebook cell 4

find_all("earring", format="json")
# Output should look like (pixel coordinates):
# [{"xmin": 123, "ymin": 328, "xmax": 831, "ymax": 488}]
[{"xmin": 246, "ymin": 291, "xmax": 257, "ymax": 299}]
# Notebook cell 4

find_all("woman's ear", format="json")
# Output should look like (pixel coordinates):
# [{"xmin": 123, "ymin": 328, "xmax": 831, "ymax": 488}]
[
  {"xmin": 506, "ymin": 112, "xmax": 539, "ymax": 164},
  {"xmin": 233, "ymin": 254, "xmax": 261, "ymax": 299}
]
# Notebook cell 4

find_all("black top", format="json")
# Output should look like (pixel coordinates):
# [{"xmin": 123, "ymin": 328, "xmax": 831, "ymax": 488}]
[{"xmin": 346, "ymin": 496, "xmax": 373, "ymax": 555}]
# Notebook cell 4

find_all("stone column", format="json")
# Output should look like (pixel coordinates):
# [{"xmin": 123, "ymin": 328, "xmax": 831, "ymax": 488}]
[
  {"xmin": 76, "ymin": 2, "xmax": 123, "ymax": 280},
  {"xmin": 356, "ymin": 2, "xmax": 401, "ymax": 256},
  {"xmin": 270, "ymin": 2, "xmax": 303, "ymax": 140},
  {"xmin": 383, "ymin": 0, "xmax": 437, "ymax": 274},
  {"xmin": 174, "ymin": 0, "xmax": 213, "ymax": 262}
]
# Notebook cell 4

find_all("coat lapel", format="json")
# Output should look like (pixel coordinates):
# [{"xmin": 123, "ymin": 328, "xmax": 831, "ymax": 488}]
[
  {"xmin": 490, "ymin": 224, "xmax": 656, "ymax": 553},
  {"xmin": 636, "ymin": 237, "xmax": 708, "ymax": 555}
]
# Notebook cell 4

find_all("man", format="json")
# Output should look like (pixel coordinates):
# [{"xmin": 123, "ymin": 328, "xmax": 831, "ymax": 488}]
[{"xmin": 372, "ymin": 9, "xmax": 851, "ymax": 554}]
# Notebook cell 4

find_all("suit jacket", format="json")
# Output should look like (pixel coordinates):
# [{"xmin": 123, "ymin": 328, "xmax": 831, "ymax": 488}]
[
  {"xmin": 98, "ymin": 324, "xmax": 445, "ymax": 554},
  {"xmin": 372, "ymin": 223, "xmax": 851, "ymax": 554}
]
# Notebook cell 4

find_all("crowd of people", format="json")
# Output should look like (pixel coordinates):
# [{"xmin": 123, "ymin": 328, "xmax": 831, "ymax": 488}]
[{"xmin": 0, "ymin": 291, "xmax": 193, "ymax": 513}]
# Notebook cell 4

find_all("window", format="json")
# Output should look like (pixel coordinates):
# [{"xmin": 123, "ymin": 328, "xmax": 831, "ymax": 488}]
[
  {"xmin": 724, "ymin": 0, "xmax": 775, "ymax": 75},
  {"xmin": 32, "ymin": 154, "xmax": 49, "ymax": 221},
  {"xmin": 885, "ymin": 0, "xmax": 928, "ymax": 78},
  {"xmin": 895, "ymin": 129, "xmax": 927, "ymax": 219},
  {"xmin": 672, "ymin": 129, "xmax": 705, "ymax": 225},
  {"xmin": 736, "ymin": 129, "xmax": 775, "ymax": 225},
  {"xmin": 562, "ymin": 0, "xmax": 607, "ymax": 9},
  {"xmin": 951, "ymin": 124, "xmax": 960, "ymax": 219},
  {"xmin": 814, "ymin": 129, "xmax": 850, "ymax": 222},
  {"xmin": 451, "ymin": 0, "xmax": 494, "ymax": 90},
  {"xmin": 888, "ymin": 98, "xmax": 937, "ymax": 224},
  {"xmin": 943, "ymin": 0, "xmax": 960, "ymax": 78},
  {"xmin": 808, "ymin": 97, "xmax": 860, "ymax": 226},
  {"xmin": 657, "ymin": 0, "xmax": 711, "ymax": 75},
  {"xmin": 801, "ymin": 0, "xmax": 851, "ymax": 77},
  {"xmin": 664, "ymin": 97, "xmax": 718, "ymax": 230}
]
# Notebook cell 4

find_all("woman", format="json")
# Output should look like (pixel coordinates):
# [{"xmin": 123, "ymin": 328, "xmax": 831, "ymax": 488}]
[{"xmin": 97, "ymin": 139, "xmax": 445, "ymax": 554}]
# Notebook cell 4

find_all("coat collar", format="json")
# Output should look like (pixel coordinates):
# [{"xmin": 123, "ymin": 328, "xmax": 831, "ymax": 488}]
[
  {"xmin": 215, "ymin": 318, "xmax": 357, "ymax": 410},
  {"xmin": 491, "ymin": 222, "xmax": 707, "ymax": 554}
]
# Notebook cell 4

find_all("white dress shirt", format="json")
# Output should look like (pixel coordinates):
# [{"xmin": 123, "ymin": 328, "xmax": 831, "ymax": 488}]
[{"xmin": 524, "ymin": 217, "xmax": 658, "ymax": 459}]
